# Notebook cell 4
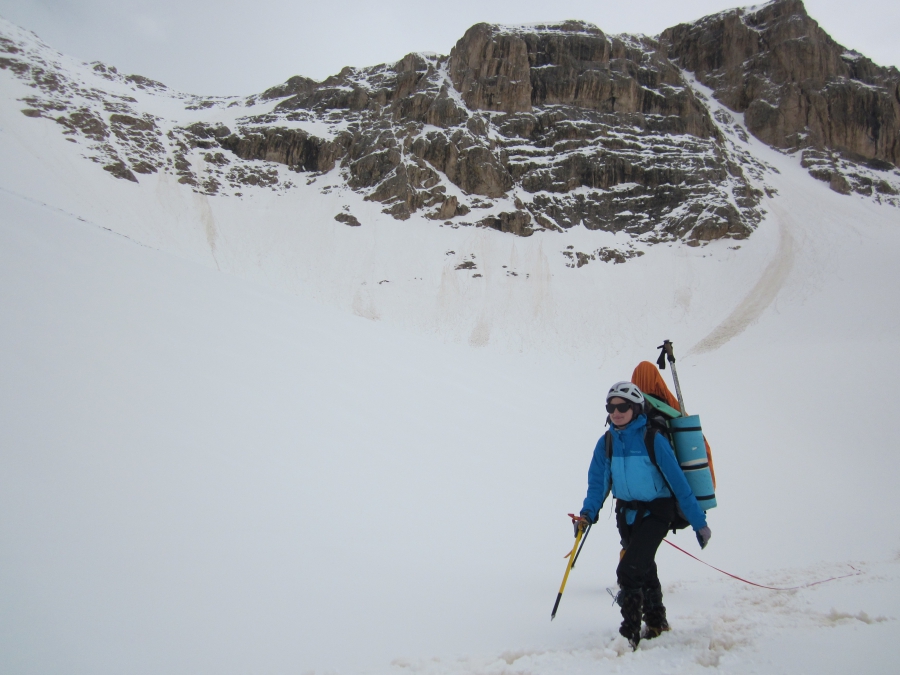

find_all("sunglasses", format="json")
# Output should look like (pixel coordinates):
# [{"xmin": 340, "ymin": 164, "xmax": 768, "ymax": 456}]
[{"xmin": 606, "ymin": 402, "xmax": 633, "ymax": 414}]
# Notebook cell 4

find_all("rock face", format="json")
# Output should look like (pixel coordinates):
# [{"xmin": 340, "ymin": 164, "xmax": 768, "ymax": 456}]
[
  {"xmin": 449, "ymin": 23, "xmax": 532, "ymax": 113},
  {"xmin": 661, "ymin": 0, "xmax": 900, "ymax": 197},
  {"xmin": 215, "ymin": 22, "xmax": 763, "ymax": 241},
  {"xmin": 451, "ymin": 20, "xmax": 713, "ymax": 131},
  {"xmin": 2, "ymin": 1, "xmax": 898, "ymax": 253}
]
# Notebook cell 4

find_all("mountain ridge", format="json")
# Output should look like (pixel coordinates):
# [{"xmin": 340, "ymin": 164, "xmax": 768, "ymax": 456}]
[{"xmin": 1, "ymin": 0, "xmax": 898, "ymax": 253}]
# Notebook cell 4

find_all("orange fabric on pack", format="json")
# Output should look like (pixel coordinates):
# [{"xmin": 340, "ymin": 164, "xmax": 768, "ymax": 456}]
[
  {"xmin": 631, "ymin": 361, "xmax": 716, "ymax": 488},
  {"xmin": 632, "ymin": 361, "xmax": 680, "ymax": 410}
]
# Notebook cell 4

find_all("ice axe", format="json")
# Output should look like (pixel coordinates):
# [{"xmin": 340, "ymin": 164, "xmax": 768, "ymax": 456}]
[
  {"xmin": 570, "ymin": 520, "xmax": 591, "ymax": 569},
  {"xmin": 551, "ymin": 514, "xmax": 589, "ymax": 620},
  {"xmin": 656, "ymin": 339, "xmax": 687, "ymax": 414}
]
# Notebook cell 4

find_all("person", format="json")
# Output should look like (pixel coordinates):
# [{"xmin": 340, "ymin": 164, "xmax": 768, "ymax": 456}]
[{"xmin": 576, "ymin": 381, "xmax": 712, "ymax": 649}]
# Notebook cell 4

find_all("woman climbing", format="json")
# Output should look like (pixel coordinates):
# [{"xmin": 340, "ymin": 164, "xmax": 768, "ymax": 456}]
[{"xmin": 575, "ymin": 381, "xmax": 712, "ymax": 650}]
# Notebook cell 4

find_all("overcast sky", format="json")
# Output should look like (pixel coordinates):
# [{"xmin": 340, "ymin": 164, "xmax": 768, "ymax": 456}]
[{"xmin": 1, "ymin": 0, "xmax": 897, "ymax": 96}]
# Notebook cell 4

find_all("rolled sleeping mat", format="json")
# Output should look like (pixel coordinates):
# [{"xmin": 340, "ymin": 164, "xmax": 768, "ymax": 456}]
[{"xmin": 668, "ymin": 414, "xmax": 717, "ymax": 510}]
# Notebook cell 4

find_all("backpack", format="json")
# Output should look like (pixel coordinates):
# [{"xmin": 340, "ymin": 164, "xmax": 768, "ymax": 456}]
[{"xmin": 605, "ymin": 397, "xmax": 691, "ymax": 531}]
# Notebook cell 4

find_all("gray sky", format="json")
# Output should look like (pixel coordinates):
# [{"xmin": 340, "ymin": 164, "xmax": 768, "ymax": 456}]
[{"xmin": 1, "ymin": 0, "xmax": 897, "ymax": 96}]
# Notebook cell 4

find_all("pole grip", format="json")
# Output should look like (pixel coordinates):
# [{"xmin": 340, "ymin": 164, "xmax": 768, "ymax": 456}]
[
  {"xmin": 658, "ymin": 339, "xmax": 687, "ymax": 413},
  {"xmin": 657, "ymin": 339, "xmax": 676, "ymax": 369}
]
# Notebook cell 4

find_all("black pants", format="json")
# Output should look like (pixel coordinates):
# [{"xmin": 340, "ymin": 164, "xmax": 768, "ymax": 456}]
[{"xmin": 616, "ymin": 511, "xmax": 670, "ymax": 591}]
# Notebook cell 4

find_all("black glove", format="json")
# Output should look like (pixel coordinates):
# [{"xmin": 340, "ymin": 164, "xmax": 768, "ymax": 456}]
[{"xmin": 696, "ymin": 526, "xmax": 711, "ymax": 550}]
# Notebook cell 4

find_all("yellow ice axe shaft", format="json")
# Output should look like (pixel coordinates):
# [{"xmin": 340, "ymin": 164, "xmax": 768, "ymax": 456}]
[{"xmin": 550, "ymin": 525, "xmax": 584, "ymax": 620}]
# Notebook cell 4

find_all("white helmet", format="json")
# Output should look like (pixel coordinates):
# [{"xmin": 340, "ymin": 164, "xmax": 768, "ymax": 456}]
[{"xmin": 606, "ymin": 381, "xmax": 644, "ymax": 405}]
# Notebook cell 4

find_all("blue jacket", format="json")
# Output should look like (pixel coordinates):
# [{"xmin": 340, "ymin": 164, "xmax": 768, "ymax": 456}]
[{"xmin": 581, "ymin": 414, "xmax": 707, "ymax": 531}]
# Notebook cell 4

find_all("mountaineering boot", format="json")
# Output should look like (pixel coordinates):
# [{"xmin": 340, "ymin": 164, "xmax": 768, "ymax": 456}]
[
  {"xmin": 615, "ymin": 588, "xmax": 643, "ymax": 650},
  {"xmin": 641, "ymin": 585, "xmax": 670, "ymax": 640}
]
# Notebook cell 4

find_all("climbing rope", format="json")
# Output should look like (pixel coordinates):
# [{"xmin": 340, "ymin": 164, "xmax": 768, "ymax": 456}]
[{"xmin": 662, "ymin": 539, "xmax": 862, "ymax": 591}]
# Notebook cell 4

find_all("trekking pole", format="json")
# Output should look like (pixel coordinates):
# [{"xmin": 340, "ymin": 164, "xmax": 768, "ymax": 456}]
[
  {"xmin": 551, "ymin": 515, "xmax": 585, "ymax": 620},
  {"xmin": 657, "ymin": 339, "xmax": 687, "ymax": 414}
]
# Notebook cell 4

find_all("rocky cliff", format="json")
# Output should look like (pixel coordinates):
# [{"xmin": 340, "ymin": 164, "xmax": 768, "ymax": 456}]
[
  {"xmin": 661, "ymin": 0, "xmax": 900, "ymax": 198},
  {"xmin": 1, "ymin": 0, "xmax": 897, "ymax": 254}
]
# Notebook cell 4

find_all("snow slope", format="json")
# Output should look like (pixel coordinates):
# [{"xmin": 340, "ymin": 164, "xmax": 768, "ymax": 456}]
[
  {"xmin": 3, "ymin": 18, "xmax": 900, "ymax": 675},
  {"xmin": 0, "ymin": 48, "xmax": 777, "ymax": 360},
  {"xmin": 3, "ymin": 151, "xmax": 900, "ymax": 674}
]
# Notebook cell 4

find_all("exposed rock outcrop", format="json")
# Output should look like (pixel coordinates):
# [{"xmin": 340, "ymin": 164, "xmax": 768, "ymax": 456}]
[
  {"xmin": 2, "ymin": 1, "xmax": 898, "ymax": 253},
  {"xmin": 451, "ymin": 20, "xmax": 715, "ymax": 135},
  {"xmin": 334, "ymin": 212, "xmax": 361, "ymax": 226},
  {"xmin": 661, "ymin": 0, "xmax": 900, "ymax": 196},
  {"xmin": 449, "ymin": 23, "xmax": 532, "ymax": 113},
  {"xmin": 214, "ymin": 22, "xmax": 762, "ymax": 241}
]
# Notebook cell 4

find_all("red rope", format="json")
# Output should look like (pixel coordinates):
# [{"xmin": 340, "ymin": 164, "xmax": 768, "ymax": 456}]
[{"xmin": 662, "ymin": 539, "xmax": 861, "ymax": 591}]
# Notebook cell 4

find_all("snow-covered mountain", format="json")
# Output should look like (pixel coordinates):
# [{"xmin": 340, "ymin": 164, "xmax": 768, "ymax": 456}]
[
  {"xmin": 1, "ymin": 1, "xmax": 898, "ymax": 355},
  {"xmin": 2, "ymin": 0, "xmax": 898, "ymax": 242},
  {"xmin": 1, "ymin": 1, "xmax": 899, "ymax": 674}
]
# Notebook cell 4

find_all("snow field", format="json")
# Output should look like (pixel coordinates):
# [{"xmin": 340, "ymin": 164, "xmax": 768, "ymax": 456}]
[
  {"xmin": 3, "ymin": 172, "xmax": 900, "ymax": 674},
  {"xmin": 3, "ymin": 21, "xmax": 900, "ymax": 674},
  {"xmin": 0, "ymin": 84, "xmax": 781, "ymax": 362}
]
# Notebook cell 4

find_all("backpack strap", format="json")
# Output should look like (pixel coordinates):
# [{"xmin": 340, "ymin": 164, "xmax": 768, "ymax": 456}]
[
  {"xmin": 609, "ymin": 424, "xmax": 661, "ymax": 468},
  {"xmin": 644, "ymin": 425, "xmax": 678, "ymax": 496},
  {"xmin": 643, "ymin": 426, "xmax": 659, "ymax": 468},
  {"xmin": 643, "ymin": 425, "xmax": 686, "ymax": 534}
]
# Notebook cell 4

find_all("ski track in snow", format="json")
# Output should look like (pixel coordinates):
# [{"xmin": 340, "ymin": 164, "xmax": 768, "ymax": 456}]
[
  {"xmin": 682, "ymin": 73, "xmax": 797, "ymax": 358},
  {"xmin": 688, "ymin": 203, "xmax": 795, "ymax": 355}
]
